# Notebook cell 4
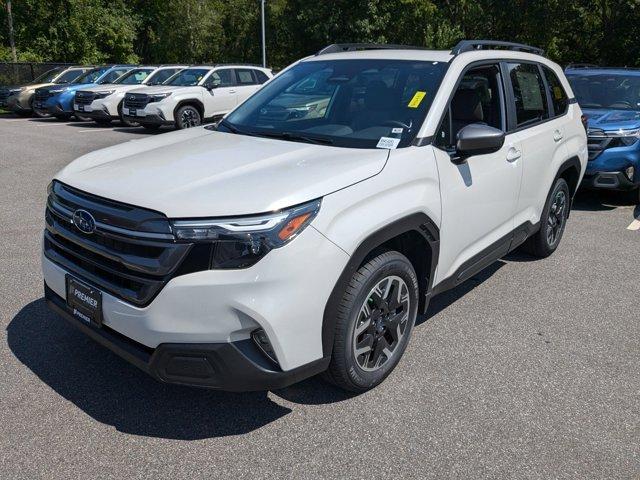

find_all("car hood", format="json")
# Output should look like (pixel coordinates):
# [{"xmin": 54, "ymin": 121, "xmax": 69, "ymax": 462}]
[
  {"xmin": 55, "ymin": 127, "xmax": 389, "ymax": 217},
  {"xmin": 127, "ymin": 85, "xmax": 198, "ymax": 95},
  {"xmin": 583, "ymin": 108, "xmax": 640, "ymax": 132},
  {"xmin": 80, "ymin": 84, "xmax": 147, "ymax": 94}
]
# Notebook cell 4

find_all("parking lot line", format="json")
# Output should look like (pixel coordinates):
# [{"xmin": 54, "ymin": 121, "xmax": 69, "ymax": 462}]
[
  {"xmin": 77, "ymin": 128, "xmax": 115, "ymax": 132},
  {"xmin": 627, "ymin": 219, "xmax": 640, "ymax": 231}
]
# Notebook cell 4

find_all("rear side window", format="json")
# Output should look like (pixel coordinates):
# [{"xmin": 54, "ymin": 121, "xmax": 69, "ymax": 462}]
[
  {"xmin": 542, "ymin": 66, "xmax": 568, "ymax": 116},
  {"xmin": 236, "ymin": 69, "xmax": 257, "ymax": 85},
  {"xmin": 507, "ymin": 63, "xmax": 549, "ymax": 127},
  {"xmin": 254, "ymin": 70, "xmax": 269, "ymax": 84}
]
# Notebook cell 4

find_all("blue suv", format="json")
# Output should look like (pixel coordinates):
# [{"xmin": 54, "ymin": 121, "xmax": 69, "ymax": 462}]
[
  {"xmin": 566, "ymin": 66, "xmax": 640, "ymax": 201},
  {"xmin": 33, "ymin": 65, "xmax": 135, "ymax": 120}
]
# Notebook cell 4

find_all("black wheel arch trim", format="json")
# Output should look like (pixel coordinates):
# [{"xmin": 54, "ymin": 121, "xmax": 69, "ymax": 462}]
[
  {"xmin": 174, "ymin": 99, "xmax": 204, "ymax": 119},
  {"xmin": 555, "ymin": 155, "xmax": 582, "ymax": 216},
  {"xmin": 321, "ymin": 212, "xmax": 440, "ymax": 357}
]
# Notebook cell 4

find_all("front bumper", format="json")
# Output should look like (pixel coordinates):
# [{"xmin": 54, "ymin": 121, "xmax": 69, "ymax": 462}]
[
  {"xmin": 122, "ymin": 113, "xmax": 172, "ymax": 126},
  {"xmin": 45, "ymin": 283, "xmax": 329, "ymax": 391},
  {"xmin": 7, "ymin": 94, "xmax": 32, "ymax": 113}
]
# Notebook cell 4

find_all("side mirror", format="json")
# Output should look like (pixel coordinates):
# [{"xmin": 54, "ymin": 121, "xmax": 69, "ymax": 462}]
[
  {"xmin": 205, "ymin": 84, "xmax": 218, "ymax": 90},
  {"xmin": 454, "ymin": 124, "xmax": 505, "ymax": 163}
]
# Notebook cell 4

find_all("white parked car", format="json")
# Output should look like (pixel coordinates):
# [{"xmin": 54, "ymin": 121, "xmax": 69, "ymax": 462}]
[
  {"xmin": 73, "ymin": 65, "xmax": 187, "ymax": 126},
  {"xmin": 42, "ymin": 41, "xmax": 587, "ymax": 392},
  {"xmin": 120, "ymin": 65, "xmax": 273, "ymax": 130}
]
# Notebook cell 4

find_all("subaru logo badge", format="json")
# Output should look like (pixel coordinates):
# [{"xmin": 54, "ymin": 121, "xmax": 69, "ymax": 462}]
[{"xmin": 72, "ymin": 209, "xmax": 96, "ymax": 234}]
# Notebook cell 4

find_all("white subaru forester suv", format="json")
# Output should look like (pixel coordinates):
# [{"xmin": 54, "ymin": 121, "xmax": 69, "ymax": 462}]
[
  {"xmin": 43, "ymin": 41, "xmax": 587, "ymax": 392},
  {"xmin": 73, "ymin": 65, "xmax": 187, "ymax": 126},
  {"xmin": 120, "ymin": 65, "xmax": 273, "ymax": 130}
]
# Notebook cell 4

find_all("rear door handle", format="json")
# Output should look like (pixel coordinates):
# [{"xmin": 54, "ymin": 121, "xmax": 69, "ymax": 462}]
[
  {"xmin": 553, "ymin": 130, "xmax": 564, "ymax": 142},
  {"xmin": 506, "ymin": 147, "xmax": 522, "ymax": 162}
]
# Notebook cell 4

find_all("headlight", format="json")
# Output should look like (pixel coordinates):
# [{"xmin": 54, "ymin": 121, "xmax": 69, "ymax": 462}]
[
  {"xmin": 171, "ymin": 199, "xmax": 321, "ymax": 269},
  {"xmin": 94, "ymin": 90, "xmax": 115, "ymax": 99},
  {"xmin": 612, "ymin": 128, "xmax": 640, "ymax": 147},
  {"xmin": 148, "ymin": 92, "xmax": 172, "ymax": 103}
]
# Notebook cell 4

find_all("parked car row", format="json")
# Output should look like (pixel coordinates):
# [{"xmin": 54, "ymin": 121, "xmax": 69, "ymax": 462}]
[{"xmin": 1, "ymin": 63, "xmax": 273, "ymax": 130}]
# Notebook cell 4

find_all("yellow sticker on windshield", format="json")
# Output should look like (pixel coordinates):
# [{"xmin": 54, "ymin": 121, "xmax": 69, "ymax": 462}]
[{"xmin": 408, "ymin": 91, "xmax": 426, "ymax": 108}]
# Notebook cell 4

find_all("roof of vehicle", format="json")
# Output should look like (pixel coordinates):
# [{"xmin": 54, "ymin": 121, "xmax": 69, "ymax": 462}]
[
  {"xmin": 305, "ymin": 40, "xmax": 547, "ymax": 64},
  {"xmin": 565, "ymin": 66, "xmax": 640, "ymax": 76}
]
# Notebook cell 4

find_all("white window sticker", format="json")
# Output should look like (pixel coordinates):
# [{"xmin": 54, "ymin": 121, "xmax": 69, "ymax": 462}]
[
  {"xmin": 391, "ymin": 127, "xmax": 403, "ymax": 134},
  {"xmin": 376, "ymin": 137, "xmax": 401, "ymax": 149}
]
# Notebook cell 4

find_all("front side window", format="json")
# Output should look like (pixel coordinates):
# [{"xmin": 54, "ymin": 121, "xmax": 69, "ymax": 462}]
[
  {"xmin": 146, "ymin": 68, "xmax": 181, "ymax": 85},
  {"xmin": 507, "ymin": 62, "xmax": 549, "ymax": 127},
  {"xmin": 54, "ymin": 69, "xmax": 86, "ymax": 84},
  {"xmin": 543, "ymin": 66, "xmax": 568, "ymax": 116},
  {"xmin": 115, "ymin": 68, "xmax": 153, "ymax": 85},
  {"xmin": 204, "ymin": 69, "xmax": 235, "ymax": 88},
  {"xmin": 436, "ymin": 64, "xmax": 504, "ymax": 149},
  {"xmin": 566, "ymin": 71, "xmax": 640, "ymax": 111},
  {"xmin": 222, "ymin": 59, "xmax": 448, "ymax": 149}
]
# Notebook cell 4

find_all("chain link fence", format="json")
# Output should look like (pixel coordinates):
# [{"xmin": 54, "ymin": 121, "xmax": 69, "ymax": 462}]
[{"xmin": 0, "ymin": 62, "xmax": 76, "ymax": 85}]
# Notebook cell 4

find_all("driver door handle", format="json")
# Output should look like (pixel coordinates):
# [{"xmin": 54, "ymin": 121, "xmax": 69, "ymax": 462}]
[
  {"xmin": 553, "ymin": 130, "xmax": 564, "ymax": 142},
  {"xmin": 506, "ymin": 147, "xmax": 522, "ymax": 162}
]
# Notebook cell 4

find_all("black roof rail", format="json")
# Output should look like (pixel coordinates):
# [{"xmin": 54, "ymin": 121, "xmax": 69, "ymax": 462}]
[
  {"xmin": 452, "ymin": 40, "xmax": 544, "ymax": 56},
  {"xmin": 316, "ymin": 43, "xmax": 428, "ymax": 55}
]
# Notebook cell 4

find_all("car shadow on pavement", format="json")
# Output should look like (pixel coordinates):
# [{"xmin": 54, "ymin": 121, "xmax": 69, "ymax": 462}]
[
  {"xmin": 7, "ymin": 298, "xmax": 296, "ymax": 440},
  {"xmin": 572, "ymin": 190, "xmax": 635, "ymax": 211}
]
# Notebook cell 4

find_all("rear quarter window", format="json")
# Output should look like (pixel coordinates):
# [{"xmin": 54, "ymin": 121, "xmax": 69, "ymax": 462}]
[
  {"xmin": 507, "ymin": 62, "xmax": 550, "ymax": 128},
  {"xmin": 543, "ymin": 66, "xmax": 569, "ymax": 116}
]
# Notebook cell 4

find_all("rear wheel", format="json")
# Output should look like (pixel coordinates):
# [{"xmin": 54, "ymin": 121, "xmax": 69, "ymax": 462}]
[
  {"xmin": 522, "ymin": 177, "xmax": 570, "ymax": 258},
  {"xmin": 175, "ymin": 105, "xmax": 201, "ymax": 129},
  {"xmin": 324, "ymin": 251, "xmax": 419, "ymax": 392}
]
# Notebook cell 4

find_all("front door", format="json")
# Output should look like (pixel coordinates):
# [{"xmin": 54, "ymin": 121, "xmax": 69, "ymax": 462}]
[
  {"xmin": 433, "ymin": 63, "xmax": 523, "ymax": 285},
  {"xmin": 202, "ymin": 68, "xmax": 237, "ymax": 116}
]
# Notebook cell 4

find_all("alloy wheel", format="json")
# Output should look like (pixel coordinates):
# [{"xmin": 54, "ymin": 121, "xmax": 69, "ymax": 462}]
[
  {"xmin": 546, "ymin": 189, "xmax": 567, "ymax": 246},
  {"xmin": 181, "ymin": 108, "xmax": 200, "ymax": 128},
  {"xmin": 352, "ymin": 275, "xmax": 411, "ymax": 372}
]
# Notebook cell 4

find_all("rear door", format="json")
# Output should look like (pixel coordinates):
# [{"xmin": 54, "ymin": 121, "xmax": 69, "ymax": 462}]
[
  {"xmin": 506, "ymin": 62, "xmax": 568, "ymax": 228},
  {"xmin": 234, "ymin": 68, "xmax": 262, "ymax": 103},
  {"xmin": 202, "ymin": 68, "xmax": 237, "ymax": 116},
  {"xmin": 433, "ymin": 63, "xmax": 523, "ymax": 285}
]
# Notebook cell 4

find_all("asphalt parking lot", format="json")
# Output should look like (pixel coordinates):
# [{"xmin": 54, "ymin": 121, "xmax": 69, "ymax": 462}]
[{"xmin": 1, "ymin": 113, "xmax": 638, "ymax": 480}]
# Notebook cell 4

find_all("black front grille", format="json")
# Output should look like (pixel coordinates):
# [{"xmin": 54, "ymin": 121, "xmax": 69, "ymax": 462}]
[
  {"xmin": 124, "ymin": 93, "xmax": 150, "ymax": 109},
  {"xmin": 44, "ymin": 181, "xmax": 211, "ymax": 307},
  {"xmin": 75, "ymin": 91, "xmax": 96, "ymax": 105},
  {"xmin": 35, "ymin": 88, "xmax": 54, "ymax": 102}
]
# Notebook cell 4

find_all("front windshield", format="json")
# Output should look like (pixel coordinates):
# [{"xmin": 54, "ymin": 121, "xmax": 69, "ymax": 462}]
[
  {"xmin": 32, "ymin": 67, "xmax": 62, "ymax": 84},
  {"xmin": 74, "ymin": 68, "xmax": 108, "ymax": 84},
  {"xmin": 222, "ymin": 59, "xmax": 448, "ymax": 149},
  {"xmin": 54, "ymin": 69, "xmax": 86, "ymax": 84},
  {"xmin": 567, "ymin": 71, "xmax": 640, "ymax": 110},
  {"xmin": 166, "ymin": 68, "xmax": 211, "ymax": 86},
  {"xmin": 115, "ymin": 68, "xmax": 154, "ymax": 85}
]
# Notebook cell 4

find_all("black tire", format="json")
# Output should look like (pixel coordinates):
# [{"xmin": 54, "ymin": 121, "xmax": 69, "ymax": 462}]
[
  {"xmin": 175, "ymin": 104, "xmax": 202, "ymax": 129},
  {"xmin": 141, "ymin": 123, "xmax": 161, "ymax": 131},
  {"xmin": 324, "ymin": 251, "xmax": 419, "ymax": 393},
  {"xmin": 54, "ymin": 113, "xmax": 71, "ymax": 121},
  {"xmin": 31, "ymin": 98, "xmax": 50, "ymax": 118},
  {"xmin": 521, "ymin": 177, "xmax": 570, "ymax": 258},
  {"xmin": 74, "ymin": 113, "xmax": 92, "ymax": 122}
]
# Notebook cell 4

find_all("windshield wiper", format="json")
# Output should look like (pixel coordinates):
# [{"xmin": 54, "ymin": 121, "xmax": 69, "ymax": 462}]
[{"xmin": 252, "ymin": 130, "xmax": 334, "ymax": 145}]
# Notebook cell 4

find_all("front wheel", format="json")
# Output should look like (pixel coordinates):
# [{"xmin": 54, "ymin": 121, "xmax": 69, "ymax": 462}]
[
  {"xmin": 522, "ymin": 177, "xmax": 570, "ymax": 258},
  {"xmin": 175, "ymin": 105, "xmax": 201, "ymax": 129},
  {"xmin": 324, "ymin": 251, "xmax": 419, "ymax": 392}
]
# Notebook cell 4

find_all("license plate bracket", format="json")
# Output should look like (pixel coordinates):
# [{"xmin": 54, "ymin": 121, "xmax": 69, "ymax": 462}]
[{"xmin": 66, "ymin": 275, "xmax": 102, "ymax": 326}]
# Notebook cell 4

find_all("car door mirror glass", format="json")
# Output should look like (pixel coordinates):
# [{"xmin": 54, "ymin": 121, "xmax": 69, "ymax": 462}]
[{"xmin": 455, "ymin": 124, "xmax": 505, "ymax": 160}]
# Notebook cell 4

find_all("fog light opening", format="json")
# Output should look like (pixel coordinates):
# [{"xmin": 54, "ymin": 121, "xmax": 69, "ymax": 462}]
[
  {"xmin": 251, "ymin": 328, "xmax": 278, "ymax": 365},
  {"xmin": 625, "ymin": 166, "xmax": 635, "ymax": 182}
]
